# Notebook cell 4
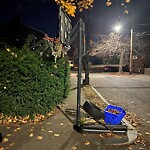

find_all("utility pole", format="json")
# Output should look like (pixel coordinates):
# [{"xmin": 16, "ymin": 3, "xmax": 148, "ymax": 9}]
[
  {"xmin": 119, "ymin": 51, "xmax": 124, "ymax": 72},
  {"xmin": 129, "ymin": 28, "xmax": 133, "ymax": 74},
  {"xmin": 129, "ymin": 9, "xmax": 134, "ymax": 74}
]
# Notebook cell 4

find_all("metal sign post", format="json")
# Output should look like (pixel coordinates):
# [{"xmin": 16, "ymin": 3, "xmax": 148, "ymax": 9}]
[
  {"xmin": 76, "ymin": 18, "xmax": 84, "ymax": 124},
  {"xmin": 68, "ymin": 18, "xmax": 85, "ymax": 125}
]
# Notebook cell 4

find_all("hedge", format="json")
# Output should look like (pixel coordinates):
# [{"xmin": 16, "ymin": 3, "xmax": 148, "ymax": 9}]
[{"xmin": 0, "ymin": 41, "xmax": 70, "ymax": 119}]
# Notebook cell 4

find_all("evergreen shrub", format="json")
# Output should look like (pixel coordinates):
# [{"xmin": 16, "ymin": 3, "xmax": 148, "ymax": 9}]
[{"xmin": 0, "ymin": 42, "xmax": 70, "ymax": 119}]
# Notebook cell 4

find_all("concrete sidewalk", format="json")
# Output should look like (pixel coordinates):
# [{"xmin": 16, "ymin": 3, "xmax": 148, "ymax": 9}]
[{"xmin": 0, "ymin": 75, "xmax": 137, "ymax": 150}]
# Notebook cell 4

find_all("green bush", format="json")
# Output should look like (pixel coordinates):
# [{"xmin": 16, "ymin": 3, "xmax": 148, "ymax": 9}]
[{"xmin": 0, "ymin": 42, "xmax": 70, "ymax": 119}]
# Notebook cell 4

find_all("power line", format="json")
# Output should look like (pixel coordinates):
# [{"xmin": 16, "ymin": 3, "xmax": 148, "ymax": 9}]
[{"xmin": 135, "ymin": 23, "xmax": 150, "ymax": 26}]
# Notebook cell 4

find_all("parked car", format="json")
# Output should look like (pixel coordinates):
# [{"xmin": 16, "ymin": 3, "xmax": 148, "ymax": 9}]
[{"xmin": 103, "ymin": 66, "xmax": 119, "ymax": 72}]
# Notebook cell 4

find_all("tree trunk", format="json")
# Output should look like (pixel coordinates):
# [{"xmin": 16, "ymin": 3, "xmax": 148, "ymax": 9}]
[{"xmin": 119, "ymin": 51, "xmax": 124, "ymax": 72}]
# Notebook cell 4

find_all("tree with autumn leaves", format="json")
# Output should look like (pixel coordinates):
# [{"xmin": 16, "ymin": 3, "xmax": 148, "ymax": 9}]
[{"xmin": 55, "ymin": 0, "xmax": 131, "ymax": 17}]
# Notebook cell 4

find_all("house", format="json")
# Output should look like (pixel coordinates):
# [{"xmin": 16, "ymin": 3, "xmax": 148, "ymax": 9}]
[{"xmin": 132, "ymin": 55, "xmax": 144, "ymax": 73}]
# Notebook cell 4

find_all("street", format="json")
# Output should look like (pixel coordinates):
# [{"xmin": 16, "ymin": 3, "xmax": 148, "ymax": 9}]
[{"xmin": 89, "ymin": 73, "xmax": 150, "ymax": 148}]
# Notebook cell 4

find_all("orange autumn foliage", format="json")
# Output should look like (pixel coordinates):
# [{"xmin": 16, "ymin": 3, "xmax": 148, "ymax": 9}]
[{"xmin": 55, "ymin": 0, "xmax": 131, "ymax": 16}]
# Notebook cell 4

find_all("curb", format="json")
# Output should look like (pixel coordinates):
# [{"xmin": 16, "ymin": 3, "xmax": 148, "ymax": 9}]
[{"xmin": 90, "ymin": 85, "xmax": 138, "ymax": 145}]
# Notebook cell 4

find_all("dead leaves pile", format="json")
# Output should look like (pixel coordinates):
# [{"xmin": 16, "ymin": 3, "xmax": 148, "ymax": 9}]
[
  {"xmin": 134, "ymin": 133, "xmax": 145, "ymax": 146},
  {"xmin": 0, "ymin": 111, "xmax": 54, "ymax": 125},
  {"xmin": 124, "ymin": 112, "xmax": 141, "ymax": 127}
]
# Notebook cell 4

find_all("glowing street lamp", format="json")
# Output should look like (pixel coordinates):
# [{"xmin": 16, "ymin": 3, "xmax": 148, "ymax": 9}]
[{"xmin": 114, "ymin": 24, "xmax": 122, "ymax": 32}]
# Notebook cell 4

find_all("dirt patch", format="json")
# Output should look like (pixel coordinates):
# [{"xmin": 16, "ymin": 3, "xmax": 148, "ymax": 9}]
[{"xmin": 82, "ymin": 85, "xmax": 107, "ymax": 110}]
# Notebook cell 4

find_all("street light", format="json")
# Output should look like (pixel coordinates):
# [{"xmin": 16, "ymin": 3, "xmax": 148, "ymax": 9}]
[{"xmin": 114, "ymin": 24, "xmax": 122, "ymax": 32}]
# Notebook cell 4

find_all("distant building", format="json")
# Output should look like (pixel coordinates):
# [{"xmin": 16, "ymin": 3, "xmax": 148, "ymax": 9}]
[{"xmin": 132, "ymin": 55, "xmax": 144, "ymax": 73}]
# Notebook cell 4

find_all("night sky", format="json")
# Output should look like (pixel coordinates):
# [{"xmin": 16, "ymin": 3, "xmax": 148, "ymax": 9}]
[
  {"xmin": 89, "ymin": 0, "xmax": 150, "ymax": 34},
  {"xmin": 0, "ymin": 0, "xmax": 150, "ymax": 36}
]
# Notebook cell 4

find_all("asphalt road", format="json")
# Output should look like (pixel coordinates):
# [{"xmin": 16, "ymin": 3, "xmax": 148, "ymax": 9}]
[{"xmin": 89, "ymin": 73, "xmax": 150, "ymax": 148}]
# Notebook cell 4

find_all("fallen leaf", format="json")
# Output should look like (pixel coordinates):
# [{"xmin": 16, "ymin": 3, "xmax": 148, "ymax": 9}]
[
  {"xmin": 132, "ymin": 123, "xmax": 137, "ymax": 127},
  {"xmin": 99, "ymin": 134, "xmax": 104, "ymax": 138},
  {"xmin": 71, "ymin": 146, "xmax": 77, "ymax": 150},
  {"xmin": 7, "ymin": 134, "xmax": 11, "ymax": 137},
  {"xmin": 128, "ymin": 146, "xmax": 132, "ymax": 150},
  {"xmin": 125, "ymin": 0, "xmax": 130, "ymax": 3},
  {"xmin": 136, "ymin": 140, "xmax": 141, "ymax": 143},
  {"xmin": 29, "ymin": 129, "xmax": 34, "ymax": 132},
  {"xmin": 8, "ymin": 119, "xmax": 12, "ymax": 123},
  {"xmin": 37, "ymin": 136, "xmax": 43, "ymax": 140},
  {"xmin": 48, "ymin": 130, "xmax": 53, "ymax": 133},
  {"xmin": 145, "ymin": 132, "xmax": 150, "ymax": 136},
  {"xmin": 47, "ymin": 112, "xmax": 53, "ymax": 116},
  {"xmin": 106, "ymin": 1, "xmax": 112, "ymax": 6},
  {"xmin": 10, "ymin": 143, "xmax": 15, "ymax": 146},
  {"xmin": 34, "ymin": 118, "xmax": 39, "ymax": 122},
  {"xmin": 6, "ymin": 126, "xmax": 10, "ymax": 129},
  {"xmin": 29, "ymin": 133, "xmax": 34, "ymax": 137},
  {"xmin": 54, "ymin": 134, "xmax": 60, "ymax": 137},
  {"xmin": 84, "ymin": 141, "xmax": 90, "ymax": 146},
  {"xmin": 106, "ymin": 133, "xmax": 113, "ymax": 137},
  {"xmin": 3, "ymin": 138, "xmax": 9, "ymax": 142},
  {"xmin": 21, "ymin": 120, "xmax": 28, "ymax": 124}
]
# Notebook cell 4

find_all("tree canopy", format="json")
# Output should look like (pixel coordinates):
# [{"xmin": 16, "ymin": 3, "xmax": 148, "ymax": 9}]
[
  {"xmin": 90, "ymin": 32, "xmax": 130, "ymax": 64},
  {"xmin": 55, "ymin": 0, "xmax": 131, "ymax": 16}
]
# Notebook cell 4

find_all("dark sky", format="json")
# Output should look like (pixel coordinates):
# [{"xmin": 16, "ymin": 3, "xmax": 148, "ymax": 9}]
[
  {"xmin": 89, "ymin": 0, "xmax": 150, "ymax": 34},
  {"xmin": 0, "ymin": 0, "xmax": 150, "ymax": 36},
  {"xmin": 0, "ymin": 0, "xmax": 59, "ymax": 36}
]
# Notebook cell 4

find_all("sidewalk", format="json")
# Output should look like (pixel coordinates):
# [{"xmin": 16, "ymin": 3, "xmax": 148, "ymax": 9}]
[{"xmin": 0, "ymin": 75, "xmax": 137, "ymax": 150}]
